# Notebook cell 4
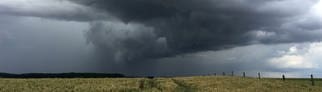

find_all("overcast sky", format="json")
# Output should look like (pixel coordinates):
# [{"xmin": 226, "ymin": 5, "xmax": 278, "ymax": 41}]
[{"xmin": 0, "ymin": 0, "xmax": 322, "ymax": 77}]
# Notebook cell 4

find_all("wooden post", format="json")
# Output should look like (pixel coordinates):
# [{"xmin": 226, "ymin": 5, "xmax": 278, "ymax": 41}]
[
  {"xmin": 223, "ymin": 72, "xmax": 226, "ymax": 76},
  {"xmin": 232, "ymin": 71, "xmax": 234, "ymax": 76},
  {"xmin": 282, "ymin": 74, "xmax": 285, "ymax": 81},
  {"xmin": 243, "ymin": 72, "xmax": 246, "ymax": 78},
  {"xmin": 311, "ymin": 74, "xmax": 315, "ymax": 86},
  {"xmin": 214, "ymin": 73, "xmax": 216, "ymax": 76},
  {"xmin": 258, "ymin": 72, "xmax": 261, "ymax": 79}
]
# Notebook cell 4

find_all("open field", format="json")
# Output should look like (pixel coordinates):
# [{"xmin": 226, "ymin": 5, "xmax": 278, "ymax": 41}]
[{"xmin": 0, "ymin": 76, "xmax": 321, "ymax": 92}]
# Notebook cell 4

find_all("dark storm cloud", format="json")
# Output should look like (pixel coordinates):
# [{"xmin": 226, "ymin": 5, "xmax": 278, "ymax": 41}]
[
  {"xmin": 70, "ymin": 0, "xmax": 322, "ymax": 62},
  {"xmin": 2, "ymin": 0, "xmax": 320, "ymax": 62},
  {"xmin": 0, "ymin": 0, "xmax": 321, "ymax": 76}
]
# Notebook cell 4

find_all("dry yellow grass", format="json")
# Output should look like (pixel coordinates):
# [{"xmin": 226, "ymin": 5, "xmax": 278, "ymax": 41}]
[
  {"xmin": 174, "ymin": 76, "xmax": 322, "ymax": 92},
  {"xmin": 0, "ymin": 76, "xmax": 321, "ymax": 92}
]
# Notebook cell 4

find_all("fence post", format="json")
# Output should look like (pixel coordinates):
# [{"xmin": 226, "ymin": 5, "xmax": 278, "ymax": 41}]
[
  {"xmin": 214, "ymin": 73, "xmax": 216, "ymax": 76},
  {"xmin": 232, "ymin": 71, "xmax": 234, "ymax": 76},
  {"xmin": 243, "ymin": 72, "xmax": 246, "ymax": 78},
  {"xmin": 258, "ymin": 72, "xmax": 261, "ymax": 79},
  {"xmin": 223, "ymin": 72, "xmax": 226, "ymax": 76},
  {"xmin": 282, "ymin": 74, "xmax": 285, "ymax": 81},
  {"xmin": 311, "ymin": 74, "xmax": 315, "ymax": 86}
]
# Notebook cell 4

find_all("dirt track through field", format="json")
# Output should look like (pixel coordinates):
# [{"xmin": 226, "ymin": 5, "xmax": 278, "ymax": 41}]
[{"xmin": 172, "ymin": 79, "xmax": 196, "ymax": 92}]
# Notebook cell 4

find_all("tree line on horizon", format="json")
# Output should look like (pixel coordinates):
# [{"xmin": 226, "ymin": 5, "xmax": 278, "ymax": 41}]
[{"xmin": 0, "ymin": 72, "xmax": 125, "ymax": 78}]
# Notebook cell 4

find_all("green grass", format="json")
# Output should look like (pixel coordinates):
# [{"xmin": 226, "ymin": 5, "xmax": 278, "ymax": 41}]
[{"xmin": 0, "ymin": 76, "xmax": 321, "ymax": 92}]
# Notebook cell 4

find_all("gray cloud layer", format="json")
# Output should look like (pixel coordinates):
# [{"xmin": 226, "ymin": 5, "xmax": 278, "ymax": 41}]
[{"xmin": 0, "ymin": 0, "xmax": 110, "ymax": 21}]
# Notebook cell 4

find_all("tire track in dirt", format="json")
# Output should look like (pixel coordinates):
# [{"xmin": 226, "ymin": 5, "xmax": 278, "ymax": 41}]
[{"xmin": 171, "ymin": 79, "xmax": 197, "ymax": 92}]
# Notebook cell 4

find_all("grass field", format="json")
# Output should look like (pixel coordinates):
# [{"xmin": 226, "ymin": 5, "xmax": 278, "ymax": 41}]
[{"xmin": 0, "ymin": 76, "xmax": 321, "ymax": 92}]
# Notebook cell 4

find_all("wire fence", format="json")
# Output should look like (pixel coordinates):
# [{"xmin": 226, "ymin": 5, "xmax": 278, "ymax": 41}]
[
  {"xmin": 209, "ymin": 71, "xmax": 321, "ymax": 77},
  {"xmin": 210, "ymin": 71, "xmax": 321, "ymax": 86}
]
